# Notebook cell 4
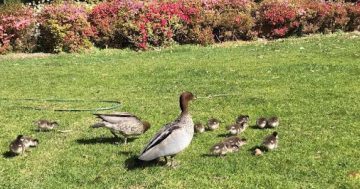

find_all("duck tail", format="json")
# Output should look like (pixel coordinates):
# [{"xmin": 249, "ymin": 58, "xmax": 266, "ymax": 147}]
[{"xmin": 91, "ymin": 122, "xmax": 105, "ymax": 128}]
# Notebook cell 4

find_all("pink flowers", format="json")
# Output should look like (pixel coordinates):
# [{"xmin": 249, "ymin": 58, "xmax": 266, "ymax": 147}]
[
  {"xmin": 1, "ymin": 0, "xmax": 360, "ymax": 53},
  {"xmin": 0, "ymin": 5, "xmax": 35, "ymax": 54}
]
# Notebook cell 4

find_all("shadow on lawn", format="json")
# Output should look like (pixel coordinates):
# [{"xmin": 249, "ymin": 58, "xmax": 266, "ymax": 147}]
[
  {"xmin": 76, "ymin": 137, "xmax": 136, "ymax": 145},
  {"xmin": 2, "ymin": 151, "xmax": 17, "ymax": 158},
  {"xmin": 249, "ymin": 125, "xmax": 274, "ymax": 130},
  {"xmin": 217, "ymin": 133, "xmax": 232, "ymax": 138},
  {"xmin": 124, "ymin": 156, "xmax": 166, "ymax": 170}
]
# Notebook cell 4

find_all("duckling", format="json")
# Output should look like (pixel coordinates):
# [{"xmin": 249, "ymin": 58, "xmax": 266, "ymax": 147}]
[
  {"xmin": 194, "ymin": 122, "xmax": 205, "ymax": 133},
  {"xmin": 35, "ymin": 119, "xmax": 58, "ymax": 131},
  {"xmin": 256, "ymin": 117, "xmax": 267, "ymax": 129},
  {"xmin": 210, "ymin": 142, "xmax": 230, "ymax": 156},
  {"xmin": 9, "ymin": 135, "xmax": 26, "ymax": 155},
  {"xmin": 253, "ymin": 148, "xmax": 263, "ymax": 156},
  {"xmin": 92, "ymin": 112, "xmax": 151, "ymax": 144},
  {"xmin": 22, "ymin": 136, "xmax": 39, "ymax": 148},
  {"xmin": 227, "ymin": 122, "xmax": 248, "ymax": 135},
  {"xmin": 262, "ymin": 131, "xmax": 278, "ymax": 151},
  {"xmin": 138, "ymin": 92, "xmax": 196, "ymax": 167},
  {"xmin": 207, "ymin": 118, "xmax": 220, "ymax": 131},
  {"xmin": 267, "ymin": 116, "xmax": 279, "ymax": 128},
  {"xmin": 223, "ymin": 136, "xmax": 247, "ymax": 152},
  {"xmin": 236, "ymin": 115, "xmax": 249, "ymax": 124},
  {"xmin": 9, "ymin": 135, "xmax": 39, "ymax": 155}
]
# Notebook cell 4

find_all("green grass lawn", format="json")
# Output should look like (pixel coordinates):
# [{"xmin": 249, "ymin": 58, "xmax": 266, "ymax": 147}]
[{"xmin": 0, "ymin": 33, "xmax": 359, "ymax": 188}]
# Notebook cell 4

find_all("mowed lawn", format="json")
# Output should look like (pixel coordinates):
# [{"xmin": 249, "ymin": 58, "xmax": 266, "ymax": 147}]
[{"xmin": 0, "ymin": 33, "xmax": 359, "ymax": 188}]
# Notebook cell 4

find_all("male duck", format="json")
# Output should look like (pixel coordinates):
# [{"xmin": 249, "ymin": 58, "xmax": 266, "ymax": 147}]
[
  {"xmin": 35, "ymin": 120, "xmax": 58, "ymax": 131},
  {"xmin": 262, "ymin": 132, "xmax": 278, "ymax": 151},
  {"xmin": 92, "ymin": 112, "xmax": 151, "ymax": 144},
  {"xmin": 138, "ymin": 92, "xmax": 196, "ymax": 166},
  {"xmin": 207, "ymin": 118, "xmax": 220, "ymax": 131}
]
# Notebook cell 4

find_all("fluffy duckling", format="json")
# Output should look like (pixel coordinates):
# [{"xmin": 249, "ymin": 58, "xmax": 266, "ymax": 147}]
[
  {"xmin": 207, "ymin": 118, "xmax": 220, "ymax": 131},
  {"xmin": 210, "ymin": 142, "xmax": 230, "ymax": 156},
  {"xmin": 253, "ymin": 148, "xmax": 263, "ymax": 156},
  {"xmin": 267, "ymin": 116, "xmax": 279, "ymax": 128},
  {"xmin": 92, "ymin": 112, "xmax": 151, "ymax": 144},
  {"xmin": 35, "ymin": 119, "xmax": 58, "ymax": 131},
  {"xmin": 138, "ymin": 92, "xmax": 196, "ymax": 167},
  {"xmin": 9, "ymin": 135, "xmax": 39, "ymax": 155},
  {"xmin": 227, "ymin": 122, "xmax": 248, "ymax": 135},
  {"xmin": 262, "ymin": 132, "xmax": 278, "ymax": 151},
  {"xmin": 236, "ymin": 115, "xmax": 249, "ymax": 124},
  {"xmin": 256, "ymin": 117, "xmax": 267, "ymax": 129},
  {"xmin": 223, "ymin": 136, "xmax": 247, "ymax": 152},
  {"xmin": 194, "ymin": 122, "xmax": 205, "ymax": 133},
  {"xmin": 9, "ymin": 135, "xmax": 25, "ymax": 155}
]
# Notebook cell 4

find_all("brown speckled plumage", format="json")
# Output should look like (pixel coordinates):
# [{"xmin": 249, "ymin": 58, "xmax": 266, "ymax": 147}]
[
  {"xmin": 35, "ymin": 120, "xmax": 58, "ymax": 131},
  {"xmin": 262, "ymin": 132, "xmax": 278, "ymax": 150},
  {"xmin": 9, "ymin": 135, "xmax": 38, "ymax": 155},
  {"xmin": 256, "ymin": 117, "xmax": 267, "ymax": 129},
  {"xmin": 236, "ymin": 115, "xmax": 249, "ymax": 124},
  {"xmin": 92, "ymin": 112, "xmax": 151, "ymax": 144}
]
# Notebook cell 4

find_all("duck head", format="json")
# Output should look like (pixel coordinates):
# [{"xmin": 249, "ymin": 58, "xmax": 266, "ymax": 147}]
[
  {"xmin": 272, "ymin": 131, "xmax": 278, "ymax": 138},
  {"xmin": 16, "ymin": 135, "xmax": 24, "ymax": 140},
  {"xmin": 142, "ymin": 121, "xmax": 151, "ymax": 132},
  {"xmin": 179, "ymin": 91, "xmax": 196, "ymax": 113}
]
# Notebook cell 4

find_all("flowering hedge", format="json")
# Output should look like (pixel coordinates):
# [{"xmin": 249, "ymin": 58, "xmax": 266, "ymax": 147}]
[
  {"xmin": 0, "ymin": 4, "xmax": 36, "ymax": 54},
  {"xmin": 37, "ymin": 3, "xmax": 94, "ymax": 53},
  {"xmin": 0, "ymin": 0, "xmax": 360, "ymax": 54}
]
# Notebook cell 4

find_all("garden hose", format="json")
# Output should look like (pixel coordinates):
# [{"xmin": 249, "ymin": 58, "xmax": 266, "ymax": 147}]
[{"xmin": 0, "ymin": 98, "xmax": 121, "ymax": 113}]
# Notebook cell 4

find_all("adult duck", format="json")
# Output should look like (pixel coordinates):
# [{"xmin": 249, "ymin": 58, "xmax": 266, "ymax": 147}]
[
  {"xmin": 138, "ymin": 92, "xmax": 196, "ymax": 166},
  {"xmin": 92, "ymin": 112, "xmax": 151, "ymax": 144}
]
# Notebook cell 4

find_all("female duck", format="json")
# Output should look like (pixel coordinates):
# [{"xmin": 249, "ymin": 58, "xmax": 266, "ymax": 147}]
[
  {"xmin": 92, "ymin": 112, "xmax": 150, "ymax": 144},
  {"xmin": 138, "ymin": 92, "xmax": 196, "ymax": 166}
]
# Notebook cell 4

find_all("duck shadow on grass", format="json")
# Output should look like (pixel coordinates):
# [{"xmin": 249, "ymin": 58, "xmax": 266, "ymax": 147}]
[
  {"xmin": 124, "ymin": 156, "xmax": 166, "ymax": 170},
  {"xmin": 217, "ymin": 133, "xmax": 232, "ymax": 138},
  {"xmin": 249, "ymin": 125, "xmax": 274, "ymax": 130},
  {"xmin": 2, "ymin": 151, "xmax": 17, "ymax": 158},
  {"xmin": 76, "ymin": 137, "xmax": 136, "ymax": 145},
  {"xmin": 248, "ymin": 145, "xmax": 268, "ymax": 153}
]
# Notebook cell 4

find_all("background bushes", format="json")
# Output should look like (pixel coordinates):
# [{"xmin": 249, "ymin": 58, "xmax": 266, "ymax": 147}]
[
  {"xmin": 37, "ymin": 2, "xmax": 93, "ymax": 53},
  {"xmin": 0, "ymin": 0, "xmax": 359, "ymax": 54},
  {"xmin": 0, "ymin": 3, "xmax": 36, "ymax": 54}
]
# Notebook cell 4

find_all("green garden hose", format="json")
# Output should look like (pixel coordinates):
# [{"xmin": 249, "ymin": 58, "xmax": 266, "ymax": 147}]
[{"xmin": 0, "ymin": 98, "xmax": 121, "ymax": 113}]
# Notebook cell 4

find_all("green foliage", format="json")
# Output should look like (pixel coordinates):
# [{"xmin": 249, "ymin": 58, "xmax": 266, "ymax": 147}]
[{"xmin": 0, "ymin": 33, "xmax": 359, "ymax": 188}]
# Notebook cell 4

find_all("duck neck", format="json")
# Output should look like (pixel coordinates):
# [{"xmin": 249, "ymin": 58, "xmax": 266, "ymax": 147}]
[{"xmin": 180, "ymin": 96, "xmax": 189, "ymax": 114}]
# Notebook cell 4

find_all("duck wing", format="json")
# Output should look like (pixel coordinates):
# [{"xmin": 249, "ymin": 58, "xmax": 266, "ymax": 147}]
[
  {"xmin": 93, "ymin": 112, "xmax": 139, "ymax": 123},
  {"xmin": 140, "ymin": 119, "xmax": 181, "ymax": 154}
]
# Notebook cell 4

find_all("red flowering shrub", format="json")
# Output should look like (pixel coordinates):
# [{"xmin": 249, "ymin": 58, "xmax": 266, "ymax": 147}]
[
  {"xmin": 0, "ymin": 4, "xmax": 36, "ymax": 54},
  {"xmin": 89, "ymin": 0, "xmax": 132, "ymax": 48},
  {"xmin": 38, "ymin": 2, "xmax": 94, "ymax": 53},
  {"xmin": 299, "ymin": 2, "xmax": 349, "ymax": 34},
  {"xmin": 174, "ymin": 0, "xmax": 255, "ymax": 45},
  {"xmin": 257, "ymin": 1, "xmax": 298, "ymax": 38},
  {"xmin": 114, "ymin": 0, "xmax": 190, "ymax": 49},
  {"xmin": 346, "ymin": 3, "xmax": 360, "ymax": 31}
]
